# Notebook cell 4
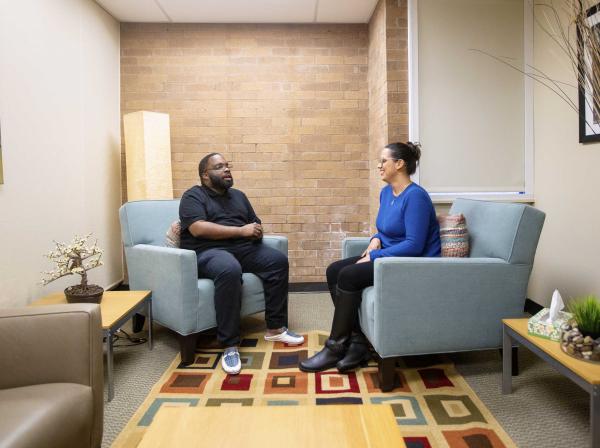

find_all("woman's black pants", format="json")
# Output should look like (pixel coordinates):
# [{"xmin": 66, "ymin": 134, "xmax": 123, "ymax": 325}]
[{"xmin": 325, "ymin": 256, "xmax": 374, "ymax": 334}]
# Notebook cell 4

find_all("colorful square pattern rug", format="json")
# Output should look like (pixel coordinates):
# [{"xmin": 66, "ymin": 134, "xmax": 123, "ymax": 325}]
[{"xmin": 113, "ymin": 331, "xmax": 515, "ymax": 448}]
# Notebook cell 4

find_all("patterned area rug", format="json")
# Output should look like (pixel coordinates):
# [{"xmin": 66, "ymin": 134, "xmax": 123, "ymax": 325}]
[{"xmin": 113, "ymin": 331, "xmax": 515, "ymax": 448}]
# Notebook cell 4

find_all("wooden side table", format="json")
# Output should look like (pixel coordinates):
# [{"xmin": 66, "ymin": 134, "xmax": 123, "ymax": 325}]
[
  {"xmin": 138, "ymin": 405, "xmax": 405, "ymax": 448},
  {"xmin": 503, "ymin": 318, "xmax": 600, "ymax": 447},
  {"xmin": 31, "ymin": 290, "xmax": 153, "ymax": 401}
]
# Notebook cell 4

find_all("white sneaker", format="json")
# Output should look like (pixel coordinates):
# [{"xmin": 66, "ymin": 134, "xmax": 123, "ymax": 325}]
[
  {"xmin": 221, "ymin": 347, "xmax": 241, "ymax": 375},
  {"xmin": 264, "ymin": 327, "xmax": 305, "ymax": 345}
]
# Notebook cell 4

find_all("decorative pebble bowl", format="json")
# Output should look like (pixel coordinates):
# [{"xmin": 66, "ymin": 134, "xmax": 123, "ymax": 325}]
[{"xmin": 560, "ymin": 323, "xmax": 600, "ymax": 363}]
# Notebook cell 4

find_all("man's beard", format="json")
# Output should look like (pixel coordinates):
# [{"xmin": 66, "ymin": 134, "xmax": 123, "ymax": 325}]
[{"xmin": 209, "ymin": 172, "xmax": 233, "ymax": 190}]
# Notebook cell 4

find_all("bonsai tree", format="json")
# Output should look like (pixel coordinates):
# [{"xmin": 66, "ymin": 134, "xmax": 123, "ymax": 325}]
[{"xmin": 42, "ymin": 234, "xmax": 104, "ymax": 300}]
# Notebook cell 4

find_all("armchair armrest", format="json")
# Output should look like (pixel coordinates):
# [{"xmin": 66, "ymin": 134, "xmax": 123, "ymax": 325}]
[
  {"xmin": 343, "ymin": 237, "xmax": 370, "ymax": 258},
  {"xmin": 369, "ymin": 257, "xmax": 532, "ymax": 356},
  {"xmin": 0, "ymin": 304, "xmax": 103, "ymax": 392},
  {"xmin": 126, "ymin": 244, "xmax": 199, "ymax": 334},
  {"xmin": 261, "ymin": 235, "xmax": 288, "ymax": 255}
]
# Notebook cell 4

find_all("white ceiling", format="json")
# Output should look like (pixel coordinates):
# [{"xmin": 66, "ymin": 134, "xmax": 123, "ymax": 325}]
[{"xmin": 95, "ymin": 0, "xmax": 379, "ymax": 23}]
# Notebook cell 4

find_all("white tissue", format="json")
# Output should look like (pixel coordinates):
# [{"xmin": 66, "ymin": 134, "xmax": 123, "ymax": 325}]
[{"xmin": 546, "ymin": 289, "xmax": 564, "ymax": 322}]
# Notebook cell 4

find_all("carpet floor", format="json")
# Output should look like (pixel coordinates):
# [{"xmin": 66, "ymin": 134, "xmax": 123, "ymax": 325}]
[
  {"xmin": 102, "ymin": 293, "xmax": 590, "ymax": 447},
  {"xmin": 112, "ymin": 330, "xmax": 515, "ymax": 447}
]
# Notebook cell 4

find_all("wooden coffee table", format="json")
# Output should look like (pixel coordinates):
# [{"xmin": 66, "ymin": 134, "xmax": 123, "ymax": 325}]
[
  {"xmin": 31, "ymin": 290, "xmax": 152, "ymax": 401},
  {"xmin": 137, "ymin": 404, "xmax": 405, "ymax": 447},
  {"xmin": 503, "ymin": 318, "xmax": 600, "ymax": 447}
]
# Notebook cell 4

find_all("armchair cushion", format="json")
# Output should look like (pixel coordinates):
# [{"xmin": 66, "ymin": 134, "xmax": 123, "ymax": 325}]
[
  {"xmin": 0, "ymin": 304, "xmax": 103, "ymax": 448},
  {"xmin": 342, "ymin": 237, "xmax": 371, "ymax": 258},
  {"xmin": 361, "ymin": 257, "xmax": 531, "ymax": 357},
  {"xmin": 260, "ymin": 235, "xmax": 288, "ymax": 254},
  {"xmin": 125, "ymin": 244, "xmax": 200, "ymax": 335},
  {"xmin": 120, "ymin": 199, "xmax": 180, "ymax": 248},
  {"xmin": 450, "ymin": 198, "xmax": 545, "ymax": 264},
  {"xmin": 0, "ymin": 383, "xmax": 93, "ymax": 448}
]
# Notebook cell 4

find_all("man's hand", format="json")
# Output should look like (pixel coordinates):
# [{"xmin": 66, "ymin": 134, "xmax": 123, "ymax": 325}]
[
  {"xmin": 240, "ymin": 222, "xmax": 263, "ymax": 239},
  {"xmin": 356, "ymin": 255, "xmax": 371, "ymax": 264},
  {"xmin": 361, "ymin": 237, "xmax": 381, "ymax": 257}
]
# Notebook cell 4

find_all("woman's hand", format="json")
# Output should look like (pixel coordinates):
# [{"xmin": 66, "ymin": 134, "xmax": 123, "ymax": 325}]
[
  {"xmin": 361, "ymin": 237, "xmax": 381, "ymax": 258},
  {"xmin": 356, "ymin": 255, "xmax": 371, "ymax": 264}
]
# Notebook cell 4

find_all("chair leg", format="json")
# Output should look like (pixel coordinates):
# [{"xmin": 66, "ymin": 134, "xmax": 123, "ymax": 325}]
[
  {"xmin": 378, "ymin": 358, "xmax": 397, "ymax": 392},
  {"xmin": 178, "ymin": 333, "xmax": 199, "ymax": 365},
  {"xmin": 498, "ymin": 346, "xmax": 519, "ymax": 376}
]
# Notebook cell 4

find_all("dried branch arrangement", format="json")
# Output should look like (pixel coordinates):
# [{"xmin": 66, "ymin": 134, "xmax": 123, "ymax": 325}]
[{"xmin": 473, "ymin": 0, "xmax": 600, "ymax": 134}]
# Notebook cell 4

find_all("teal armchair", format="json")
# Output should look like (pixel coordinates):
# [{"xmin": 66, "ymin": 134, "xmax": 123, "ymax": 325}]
[
  {"xmin": 343, "ymin": 199, "xmax": 545, "ymax": 391},
  {"xmin": 119, "ymin": 199, "xmax": 288, "ymax": 363}
]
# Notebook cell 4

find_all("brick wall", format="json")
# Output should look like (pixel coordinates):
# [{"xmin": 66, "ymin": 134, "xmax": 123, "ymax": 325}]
[
  {"xmin": 367, "ymin": 0, "xmax": 409, "ymax": 232},
  {"xmin": 120, "ymin": 23, "xmax": 371, "ymax": 282},
  {"xmin": 386, "ymin": 0, "xmax": 409, "ymax": 143},
  {"xmin": 368, "ymin": 0, "xmax": 389, "ymax": 232}
]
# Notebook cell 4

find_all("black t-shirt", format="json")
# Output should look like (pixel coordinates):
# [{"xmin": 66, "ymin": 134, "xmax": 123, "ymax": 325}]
[{"xmin": 179, "ymin": 185, "xmax": 261, "ymax": 254}]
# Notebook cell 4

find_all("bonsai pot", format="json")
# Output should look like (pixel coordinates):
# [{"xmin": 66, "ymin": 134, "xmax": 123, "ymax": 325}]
[{"xmin": 64, "ymin": 284, "xmax": 104, "ymax": 304}]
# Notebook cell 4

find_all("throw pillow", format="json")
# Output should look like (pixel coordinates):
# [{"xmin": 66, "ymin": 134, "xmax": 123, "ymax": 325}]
[
  {"xmin": 165, "ymin": 220, "xmax": 181, "ymax": 248},
  {"xmin": 438, "ymin": 214, "xmax": 469, "ymax": 257}
]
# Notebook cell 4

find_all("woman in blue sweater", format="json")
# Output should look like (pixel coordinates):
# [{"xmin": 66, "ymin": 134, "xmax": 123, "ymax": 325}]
[{"xmin": 300, "ymin": 142, "xmax": 441, "ymax": 373}]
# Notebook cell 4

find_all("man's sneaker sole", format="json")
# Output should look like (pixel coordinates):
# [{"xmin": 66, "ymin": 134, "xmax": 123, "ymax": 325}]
[
  {"xmin": 264, "ymin": 333, "xmax": 304, "ymax": 345},
  {"xmin": 222, "ymin": 365, "xmax": 241, "ymax": 375}
]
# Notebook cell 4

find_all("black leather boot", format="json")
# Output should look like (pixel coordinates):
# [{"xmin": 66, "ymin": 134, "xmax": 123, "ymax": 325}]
[
  {"xmin": 299, "ymin": 338, "xmax": 347, "ymax": 372},
  {"xmin": 336, "ymin": 331, "xmax": 371, "ymax": 372},
  {"xmin": 299, "ymin": 287, "xmax": 362, "ymax": 372},
  {"xmin": 327, "ymin": 282, "xmax": 337, "ymax": 305}
]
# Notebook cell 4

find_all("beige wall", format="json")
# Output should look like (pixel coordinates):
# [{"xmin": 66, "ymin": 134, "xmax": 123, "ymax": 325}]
[
  {"xmin": 528, "ymin": 4, "xmax": 600, "ymax": 306},
  {"xmin": 0, "ymin": 0, "xmax": 121, "ymax": 307},
  {"xmin": 120, "ymin": 23, "xmax": 371, "ymax": 282}
]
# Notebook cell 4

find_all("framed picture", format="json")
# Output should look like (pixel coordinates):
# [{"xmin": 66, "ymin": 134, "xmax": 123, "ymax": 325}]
[{"xmin": 578, "ymin": 1, "xmax": 600, "ymax": 143}]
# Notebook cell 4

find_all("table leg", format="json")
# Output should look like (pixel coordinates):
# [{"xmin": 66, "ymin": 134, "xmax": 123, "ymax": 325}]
[
  {"xmin": 502, "ymin": 326, "xmax": 512, "ymax": 394},
  {"xmin": 106, "ymin": 330, "xmax": 114, "ymax": 402},
  {"xmin": 592, "ymin": 385, "xmax": 600, "ymax": 448},
  {"xmin": 147, "ymin": 298, "xmax": 153, "ymax": 351}
]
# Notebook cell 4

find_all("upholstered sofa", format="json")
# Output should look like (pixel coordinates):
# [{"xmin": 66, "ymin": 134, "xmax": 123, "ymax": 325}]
[
  {"xmin": 343, "ymin": 198, "xmax": 545, "ymax": 391},
  {"xmin": 119, "ymin": 199, "xmax": 288, "ymax": 363},
  {"xmin": 0, "ymin": 304, "xmax": 103, "ymax": 448}
]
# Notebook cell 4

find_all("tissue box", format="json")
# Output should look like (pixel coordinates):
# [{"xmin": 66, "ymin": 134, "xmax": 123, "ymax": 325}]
[{"xmin": 527, "ymin": 309, "xmax": 573, "ymax": 341}]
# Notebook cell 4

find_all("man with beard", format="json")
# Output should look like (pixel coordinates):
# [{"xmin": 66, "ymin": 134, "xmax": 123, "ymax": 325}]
[{"xmin": 179, "ymin": 153, "xmax": 304, "ymax": 375}]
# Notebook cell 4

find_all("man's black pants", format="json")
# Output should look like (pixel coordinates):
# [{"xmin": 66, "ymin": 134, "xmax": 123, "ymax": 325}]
[{"xmin": 196, "ymin": 242, "xmax": 289, "ymax": 347}]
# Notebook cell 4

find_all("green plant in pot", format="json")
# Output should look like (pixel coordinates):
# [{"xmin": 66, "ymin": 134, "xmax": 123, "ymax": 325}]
[
  {"xmin": 42, "ymin": 234, "xmax": 104, "ymax": 304},
  {"xmin": 568, "ymin": 295, "xmax": 600, "ymax": 340},
  {"xmin": 560, "ymin": 295, "xmax": 600, "ymax": 362}
]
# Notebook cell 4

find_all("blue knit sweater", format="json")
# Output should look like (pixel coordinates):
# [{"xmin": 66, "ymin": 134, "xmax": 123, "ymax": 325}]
[{"xmin": 369, "ymin": 183, "xmax": 441, "ymax": 260}]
